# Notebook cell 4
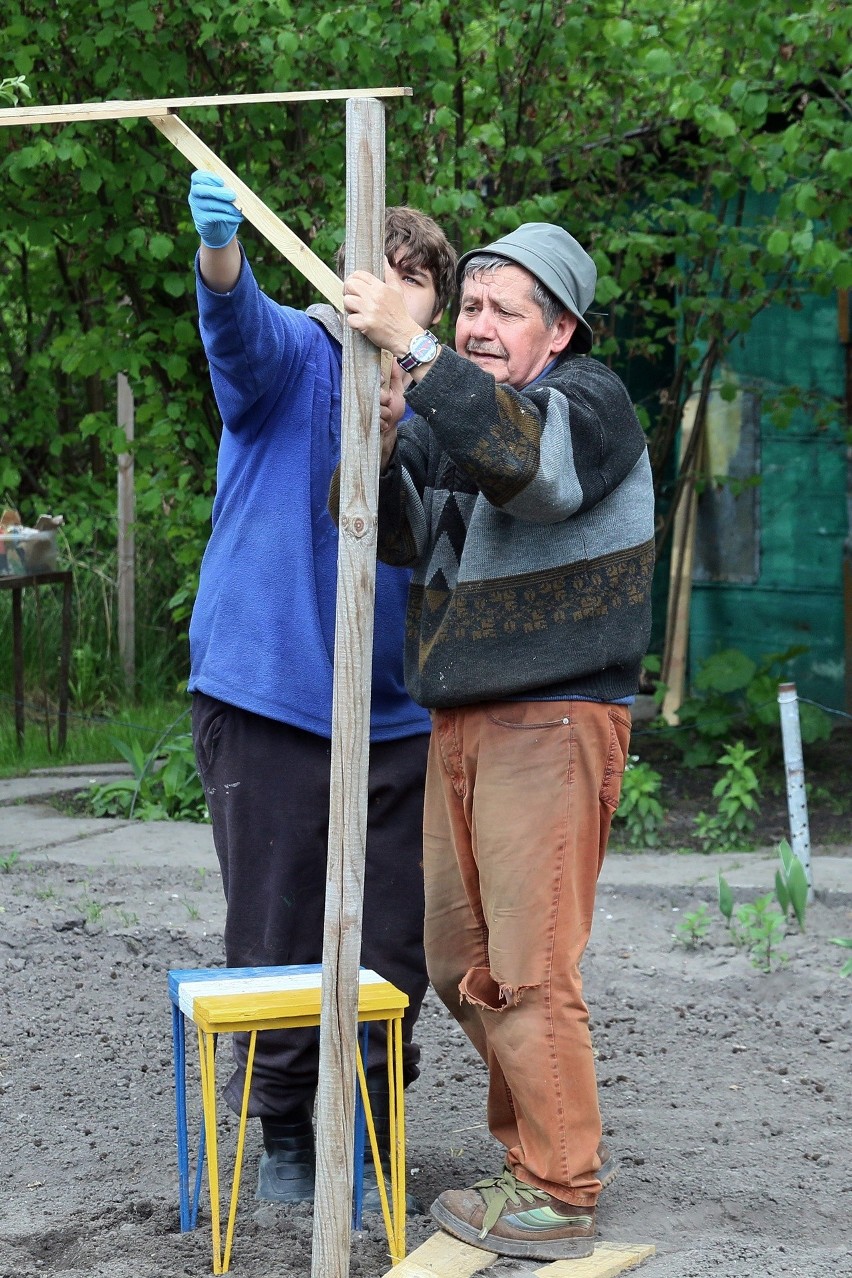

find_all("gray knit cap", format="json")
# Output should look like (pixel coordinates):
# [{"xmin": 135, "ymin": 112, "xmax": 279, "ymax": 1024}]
[{"xmin": 457, "ymin": 223, "xmax": 597, "ymax": 353}]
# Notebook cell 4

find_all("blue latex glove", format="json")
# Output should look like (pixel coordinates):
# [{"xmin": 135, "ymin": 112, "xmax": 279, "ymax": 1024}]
[{"xmin": 188, "ymin": 170, "xmax": 244, "ymax": 249}]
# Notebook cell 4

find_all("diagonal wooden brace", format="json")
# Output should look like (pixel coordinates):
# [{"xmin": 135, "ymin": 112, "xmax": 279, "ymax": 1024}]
[{"xmin": 149, "ymin": 113, "xmax": 344, "ymax": 310}]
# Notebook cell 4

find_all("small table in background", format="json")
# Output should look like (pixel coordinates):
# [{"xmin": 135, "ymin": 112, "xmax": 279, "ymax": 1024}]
[{"xmin": 0, "ymin": 570, "xmax": 72, "ymax": 750}]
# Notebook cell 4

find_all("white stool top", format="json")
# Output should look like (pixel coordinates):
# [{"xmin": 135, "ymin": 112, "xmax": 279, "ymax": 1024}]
[{"xmin": 170, "ymin": 963, "xmax": 390, "ymax": 1019}]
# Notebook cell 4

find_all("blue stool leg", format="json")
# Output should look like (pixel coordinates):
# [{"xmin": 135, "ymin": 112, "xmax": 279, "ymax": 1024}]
[
  {"xmin": 351, "ymin": 1023, "xmax": 369, "ymax": 1230},
  {"xmin": 172, "ymin": 1002, "xmax": 191, "ymax": 1232}
]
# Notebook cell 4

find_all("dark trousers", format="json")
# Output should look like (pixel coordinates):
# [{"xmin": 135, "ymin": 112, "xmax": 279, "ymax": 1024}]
[{"xmin": 192, "ymin": 691, "xmax": 430, "ymax": 1118}]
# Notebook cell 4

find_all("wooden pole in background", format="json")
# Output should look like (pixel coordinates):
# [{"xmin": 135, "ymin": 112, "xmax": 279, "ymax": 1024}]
[
  {"xmin": 311, "ymin": 97, "xmax": 385, "ymax": 1278},
  {"xmin": 116, "ymin": 373, "xmax": 135, "ymax": 692},
  {"xmin": 660, "ymin": 405, "xmax": 699, "ymax": 726}
]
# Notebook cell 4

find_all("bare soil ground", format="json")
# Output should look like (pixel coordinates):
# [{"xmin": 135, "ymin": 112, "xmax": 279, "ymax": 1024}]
[{"xmin": 1, "ymin": 746, "xmax": 851, "ymax": 1278}]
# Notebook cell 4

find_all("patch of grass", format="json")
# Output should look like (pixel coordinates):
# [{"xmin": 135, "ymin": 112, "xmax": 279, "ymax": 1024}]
[
  {"xmin": 80, "ymin": 897, "xmax": 105, "ymax": 923},
  {"xmin": 0, "ymin": 699, "xmax": 189, "ymax": 778}
]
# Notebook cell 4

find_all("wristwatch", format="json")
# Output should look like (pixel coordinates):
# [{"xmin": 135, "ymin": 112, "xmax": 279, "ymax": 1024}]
[{"xmin": 397, "ymin": 330, "xmax": 439, "ymax": 373}]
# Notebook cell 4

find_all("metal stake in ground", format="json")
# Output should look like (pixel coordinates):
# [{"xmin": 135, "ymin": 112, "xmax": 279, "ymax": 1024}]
[
  {"xmin": 311, "ymin": 96, "xmax": 386, "ymax": 1278},
  {"xmin": 777, "ymin": 681, "xmax": 814, "ymax": 902}
]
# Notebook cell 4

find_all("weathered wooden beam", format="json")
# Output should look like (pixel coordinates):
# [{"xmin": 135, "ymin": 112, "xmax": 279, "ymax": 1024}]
[
  {"xmin": 660, "ymin": 396, "xmax": 702, "ymax": 726},
  {"xmin": 311, "ymin": 96, "xmax": 386, "ymax": 1278},
  {"xmin": 116, "ymin": 373, "xmax": 135, "ymax": 692},
  {"xmin": 148, "ymin": 114, "xmax": 344, "ymax": 310},
  {"xmin": 0, "ymin": 87, "xmax": 411, "ymax": 127}
]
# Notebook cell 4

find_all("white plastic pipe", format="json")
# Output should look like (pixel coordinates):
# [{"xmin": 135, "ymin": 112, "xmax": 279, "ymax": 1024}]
[{"xmin": 777, "ymin": 682, "xmax": 813, "ymax": 901}]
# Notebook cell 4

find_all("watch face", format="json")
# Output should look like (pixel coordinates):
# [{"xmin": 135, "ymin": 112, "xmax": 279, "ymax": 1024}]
[{"xmin": 410, "ymin": 332, "xmax": 438, "ymax": 362}]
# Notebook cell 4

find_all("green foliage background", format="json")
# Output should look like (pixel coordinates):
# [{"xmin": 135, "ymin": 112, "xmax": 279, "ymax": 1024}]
[{"xmin": 1, "ymin": 0, "xmax": 849, "ymax": 697}]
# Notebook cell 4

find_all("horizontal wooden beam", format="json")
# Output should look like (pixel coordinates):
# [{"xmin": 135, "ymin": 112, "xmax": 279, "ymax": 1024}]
[
  {"xmin": 0, "ymin": 87, "xmax": 411, "ymax": 127},
  {"xmin": 148, "ymin": 114, "xmax": 344, "ymax": 310}
]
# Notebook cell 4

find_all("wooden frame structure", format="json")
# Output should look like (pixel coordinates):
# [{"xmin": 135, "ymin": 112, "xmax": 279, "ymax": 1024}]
[
  {"xmin": 2, "ymin": 87, "xmax": 408, "ymax": 1278},
  {"xmin": 1, "ymin": 90, "xmax": 411, "ymax": 308}
]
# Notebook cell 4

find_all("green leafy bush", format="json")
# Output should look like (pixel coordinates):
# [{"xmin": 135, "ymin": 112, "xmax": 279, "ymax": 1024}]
[
  {"xmin": 734, "ymin": 894, "xmax": 787, "ymax": 972},
  {"xmin": 89, "ymin": 732, "xmax": 208, "ymax": 823},
  {"xmin": 664, "ymin": 648, "xmax": 832, "ymax": 768},
  {"xmin": 0, "ymin": 75, "xmax": 29, "ymax": 106},
  {"xmin": 674, "ymin": 904, "xmax": 711, "ymax": 949},
  {"xmin": 614, "ymin": 756, "xmax": 666, "ymax": 848},
  {"xmin": 718, "ymin": 841, "xmax": 809, "ymax": 971},
  {"xmin": 695, "ymin": 740, "xmax": 761, "ymax": 853}
]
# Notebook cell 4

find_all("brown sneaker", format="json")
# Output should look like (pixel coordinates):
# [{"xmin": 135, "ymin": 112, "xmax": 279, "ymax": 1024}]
[
  {"xmin": 430, "ymin": 1169, "xmax": 595, "ymax": 1261},
  {"xmin": 493, "ymin": 1143, "xmax": 615, "ymax": 1190}
]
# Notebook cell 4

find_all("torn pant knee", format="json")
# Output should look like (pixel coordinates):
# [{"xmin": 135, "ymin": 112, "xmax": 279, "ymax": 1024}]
[{"xmin": 459, "ymin": 966, "xmax": 537, "ymax": 1010}]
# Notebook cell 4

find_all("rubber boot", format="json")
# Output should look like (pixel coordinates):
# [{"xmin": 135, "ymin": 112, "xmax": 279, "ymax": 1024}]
[
  {"xmin": 256, "ymin": 1104, "xmax": 316, "ymax": 1203},
  {"xmin": 361, "ymin": 1073, "xmax": 421, "ymax": 1216}
]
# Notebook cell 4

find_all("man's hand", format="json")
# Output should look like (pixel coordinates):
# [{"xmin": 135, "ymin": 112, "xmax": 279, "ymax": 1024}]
[
  {"xmin": 343, "ymin": 270, "xmax": 421, "ymax": 358},
  {"xmin": 379, "ymin": 359, "xmax": 405, "ymax": 471},
  {"xmin": 188, "ymin": 171, "xmax": 244, "ymax": 249}
]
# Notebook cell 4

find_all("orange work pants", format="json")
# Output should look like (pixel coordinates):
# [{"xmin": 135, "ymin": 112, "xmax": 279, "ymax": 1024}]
[{"xmin": 423, "ymin": 700, "xmax": 631, "ymax": 1207}]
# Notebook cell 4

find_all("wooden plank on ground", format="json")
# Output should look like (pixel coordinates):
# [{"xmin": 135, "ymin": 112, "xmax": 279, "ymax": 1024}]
[
  {"xmin": 385, "ymin": 1231, "xmax": 497, "ymax": 1276},
  {"xmin": 383, "ymin": 1235, "xmax": 655, "ymax": 1278},
  {"xmin": 0, "ymin": 87, "xmax": 411, "ymax": 126},
  {"xmin": 535, "ymin": 1241, "xmax": 657, "ymax": 1276}
]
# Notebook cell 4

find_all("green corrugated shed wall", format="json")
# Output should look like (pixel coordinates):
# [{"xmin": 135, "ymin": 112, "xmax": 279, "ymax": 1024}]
[{"xmin": 689, "ymin": 287, "xmax": 848, "ymax": 709}]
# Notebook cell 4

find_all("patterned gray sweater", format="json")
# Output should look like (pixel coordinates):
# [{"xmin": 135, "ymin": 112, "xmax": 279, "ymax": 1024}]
[{"xmin": 376, "ymin": 345, "xmax": 655, "ymax": 708}]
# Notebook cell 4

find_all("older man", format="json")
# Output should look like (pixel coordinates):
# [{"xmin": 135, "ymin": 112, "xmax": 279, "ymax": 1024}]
[{"xmin": 342, "ymin": 224, "xmax": 654, "ymax": 1261}]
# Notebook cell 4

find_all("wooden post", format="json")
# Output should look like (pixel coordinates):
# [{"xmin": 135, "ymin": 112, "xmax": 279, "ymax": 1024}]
[
  {"xmin": 660, "ymin": 393, "xmax": 706, "ymax": 725},
  {"xmin": 116, "ymin": 373, "xmax": 135, "ymax": 692},
  {"xmin": 311, "ymin": 97, "xmax": 385, "ymax": 1278}
]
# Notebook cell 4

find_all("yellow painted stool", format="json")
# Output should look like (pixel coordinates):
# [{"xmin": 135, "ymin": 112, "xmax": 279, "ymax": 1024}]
[{"xmin": 169, "ymin": 964, "xmax": 409, "ymax": 1274}]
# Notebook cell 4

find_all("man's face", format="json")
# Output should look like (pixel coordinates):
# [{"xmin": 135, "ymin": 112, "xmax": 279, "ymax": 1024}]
[
  {"xmin": 386, "ymin": 257, "xmax": 442, "ymax": 329},
  {"xmin": 455, "ymin": 264, "xmax": 576, "ymax": 388}
]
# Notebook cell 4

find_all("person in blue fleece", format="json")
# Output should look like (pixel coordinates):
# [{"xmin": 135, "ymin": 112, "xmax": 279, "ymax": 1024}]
[{"xmin": 186, "ymin": 170, "xmax": 457, "ymax": 1206}]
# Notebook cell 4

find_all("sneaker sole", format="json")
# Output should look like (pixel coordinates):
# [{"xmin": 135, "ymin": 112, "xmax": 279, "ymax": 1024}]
[{"xmin": 430, "ymin": 1198, "xmax": 595, "ymax": 1262}]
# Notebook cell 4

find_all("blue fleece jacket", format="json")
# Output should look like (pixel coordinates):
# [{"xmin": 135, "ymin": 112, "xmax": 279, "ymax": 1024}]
[{"xmin": 188, "ymin": 250, "xmax": 430, "ymax": 742}]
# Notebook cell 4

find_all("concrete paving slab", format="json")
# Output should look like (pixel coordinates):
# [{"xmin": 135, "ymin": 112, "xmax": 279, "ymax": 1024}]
[
  {"xmin": 0, "ymin": 802, "xmax": 129, "ymax": 854},
  {"xmin": 1, "ymin": 788, "xmax": 849, "ymax": 898},
  {"xmin": 0, "ymin": 772, "xmax": 127, "ymax": 805},
  {"xmin": 28, "ymin": 763, "xmax": 134, "ymax": 777},
  {"xmin": 5, "ymin": 802, "xmax": 213, "ymax": 868}
]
